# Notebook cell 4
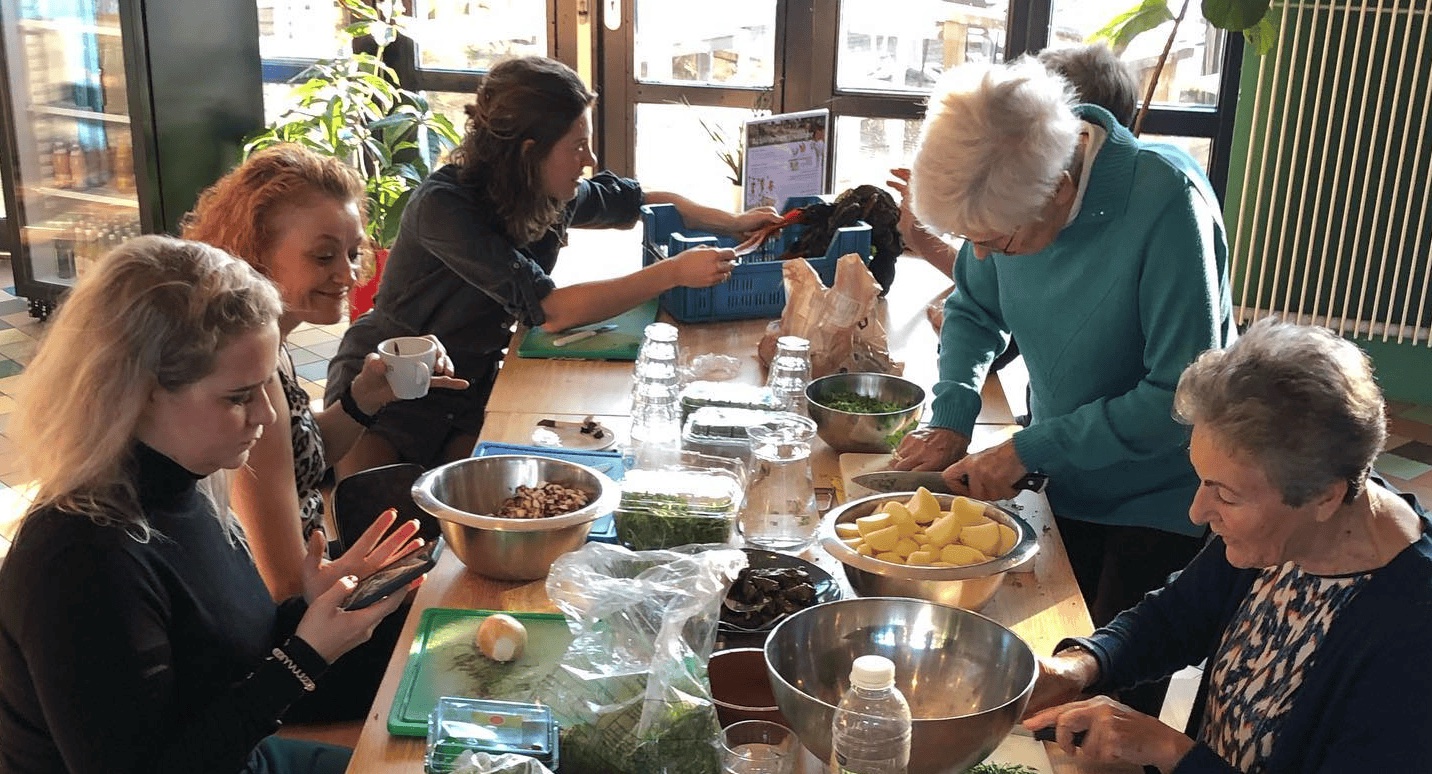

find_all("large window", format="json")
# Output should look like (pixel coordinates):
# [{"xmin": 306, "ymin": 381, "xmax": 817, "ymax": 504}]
[{"xmin": 256, "ymin": 0, "xmax": 1241, "ymax": 202}]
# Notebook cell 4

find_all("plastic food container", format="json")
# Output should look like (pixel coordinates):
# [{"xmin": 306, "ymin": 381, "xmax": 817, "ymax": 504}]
[
  {"xmin": 681, "ymin": 406, "xmax": 788, "ymax": 463},
  {"xmin": 679, "ymin": 381, "xmax": 784, "ymax": 421},
  {"xmin": 614, "ymin": 464, "xmax": 745, "ymax": 551},
  {"xmin": 425, "ymin": 696, "xmax": 559, "ymax": 773}
]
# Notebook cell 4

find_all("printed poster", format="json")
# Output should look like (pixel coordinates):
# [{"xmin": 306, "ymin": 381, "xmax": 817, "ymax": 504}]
[{"xmin": 742, "ymin": 108, "xmax": 829, "ymax": 211}]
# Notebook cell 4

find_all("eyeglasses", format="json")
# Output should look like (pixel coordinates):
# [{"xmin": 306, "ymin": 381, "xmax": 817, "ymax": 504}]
[{"xmin": 958, "ymin": 226, "xmax": 1021, "ymax": 255}]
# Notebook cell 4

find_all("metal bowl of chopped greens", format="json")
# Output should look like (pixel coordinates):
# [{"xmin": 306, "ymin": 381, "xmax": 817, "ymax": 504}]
[{"xmin": 805, "ymin": 372, "xmax": 925, "ymax": 453}]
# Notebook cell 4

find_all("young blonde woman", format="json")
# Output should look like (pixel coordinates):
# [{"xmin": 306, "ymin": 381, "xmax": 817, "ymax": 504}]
[
  {"xmin": 0, "ymin": 237, "xmax": 424, "ymax": 774},
  {"xmin": 182, "ymin": 145, "xmax": 467, "ymax": 601}
]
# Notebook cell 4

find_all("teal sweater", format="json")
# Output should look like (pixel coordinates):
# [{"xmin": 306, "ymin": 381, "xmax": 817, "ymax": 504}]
[{"xmin": 930, "ymin": 105, "xmax": 1235, "ymax": 536}]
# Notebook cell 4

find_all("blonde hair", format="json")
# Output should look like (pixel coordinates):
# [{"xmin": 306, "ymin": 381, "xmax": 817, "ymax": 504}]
[
  {"xmin": 910, "ymin": 57, "xmax": 1080, "ymax": 237},
  {"xmin": 11, "ymin": 236, "xmax": 283, "ymax": 538}
]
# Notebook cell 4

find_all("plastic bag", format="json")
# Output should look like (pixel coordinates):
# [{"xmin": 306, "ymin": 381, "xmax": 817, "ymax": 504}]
[
  {"xmin": 450, "ymin": 751, "xmax": 555, "ymax": 774},
  {"xmin": 540, "ymin": 543, "xmax": 746, "ymax": 774},
  {"xmin": 759, "ymin": 254, "xmax": 902, "ymax": 378}
]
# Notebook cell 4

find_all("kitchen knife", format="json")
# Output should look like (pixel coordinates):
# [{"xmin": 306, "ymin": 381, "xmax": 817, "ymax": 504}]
[
  {"xmin": 851, "ymin": 470, "xmax": 1048, "ymax": 495},
  {"xmin": 551, "ymin": 323, "xmax": 618, "ymax": 347}
]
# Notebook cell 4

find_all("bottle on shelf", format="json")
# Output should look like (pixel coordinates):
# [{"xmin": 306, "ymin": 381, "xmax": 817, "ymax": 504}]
[
  {"xmin": 68, "ymin": 143, "xmax": 87, "ymax": 191},
  {"xmin": 830, "ymin": 655, "xmax": 912, "ymax": 774},
  {"xmin": 51, "ymin": 141, "xmax": 72, "ymax": 189},
  {"xmin": 54, "ymin": 218, "xmax": 76, "ymax": 280},
  {"xmin": 109, "ymin": 131, "xmax": 134, "ymax": 194},
  {"xmin": 766, "ymin": 335, "xmax": 812, "ymax": 415},
  {"xmin": 626, "ymin": 321, "xmax": 683, "ymax": 470}
]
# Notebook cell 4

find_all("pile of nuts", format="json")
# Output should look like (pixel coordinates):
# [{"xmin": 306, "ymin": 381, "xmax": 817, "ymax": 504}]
[{"xmin": 496, "ymin": 483, "xmax": 591, "ymax": 519}]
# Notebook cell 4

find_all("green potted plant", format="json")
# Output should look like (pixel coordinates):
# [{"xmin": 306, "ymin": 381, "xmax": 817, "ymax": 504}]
[
  {"xmin": 244, "ymin": 0, "xmax": 462, "ymax": 315},
  {"xmin": 1092, "ymin": 0, "xmax": 1278, "ymax": 134}
]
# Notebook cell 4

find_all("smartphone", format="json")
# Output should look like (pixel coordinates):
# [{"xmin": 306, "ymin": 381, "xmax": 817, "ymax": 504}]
[{"xmin": 341, "ymin": 541, "xmax": 439, "ymax": 610}]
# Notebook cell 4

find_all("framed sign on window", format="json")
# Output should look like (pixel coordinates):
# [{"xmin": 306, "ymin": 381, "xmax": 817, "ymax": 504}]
[{"xmin": 741, "ymin": 108, "xmax": 829, "ymax": 211}]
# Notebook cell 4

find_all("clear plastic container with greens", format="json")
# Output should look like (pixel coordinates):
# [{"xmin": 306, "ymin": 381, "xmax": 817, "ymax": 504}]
[{"xmin": 614, "ymin": 454, "xmax": 746, "ymax": 551}]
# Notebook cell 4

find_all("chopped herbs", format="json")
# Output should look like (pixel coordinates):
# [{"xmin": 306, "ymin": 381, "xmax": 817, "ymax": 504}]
[
  {"xmin": 818, "ymin": 391, "xmax": 910, "ymax": 414},
  {"xmin": 615, "ymin": 492, "xmax": 733, "ymax": 550},
  {"xmin": 964, "ymin": 763, "xmax": 1042, "ymax": 774}
]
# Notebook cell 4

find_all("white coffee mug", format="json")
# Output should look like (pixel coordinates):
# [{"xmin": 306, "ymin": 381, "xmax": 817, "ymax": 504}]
[{"xmin": 377, "ymin": 336, "xmax": 437, "ymax": 400}]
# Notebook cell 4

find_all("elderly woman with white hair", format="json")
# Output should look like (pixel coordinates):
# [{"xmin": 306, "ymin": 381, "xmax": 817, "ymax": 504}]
[
  {"xmin": 893, "ymin": 58, "xmax": 1236, "ymax": 670},
  {"xmin": 1022, "ymin": 318, "xmax": 1432, "ymax": 772}
]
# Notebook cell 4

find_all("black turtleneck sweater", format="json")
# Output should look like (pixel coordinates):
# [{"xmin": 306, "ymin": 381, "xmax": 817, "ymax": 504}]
[{"xmin": 0, "ymin": 445, "xmax": 330, "ymax": 774}]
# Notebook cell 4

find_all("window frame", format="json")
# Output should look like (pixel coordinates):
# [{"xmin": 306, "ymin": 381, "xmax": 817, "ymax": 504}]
[{"xmin": 257, "ymin": 0, "xmax": 1243, "ymax": 197}]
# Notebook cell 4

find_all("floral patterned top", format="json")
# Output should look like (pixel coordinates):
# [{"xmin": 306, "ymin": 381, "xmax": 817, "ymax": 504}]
[
  {"xmin": 279, "ymin": 350, "xmax": 326, "ymax": 536},
  {"xmin": 1201, "ymin": 562, "xmax": 1371, "ymax": 772}
]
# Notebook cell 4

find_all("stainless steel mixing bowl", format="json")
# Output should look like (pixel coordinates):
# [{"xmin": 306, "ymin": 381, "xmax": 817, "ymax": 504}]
[
  {"xmin": 805, "ymin": 372, "xmax": 925, "ymax": 453},
  {"xmin": 411, "ymin": 455, "xmax": 619, "ymax": 581},
  {"xmin": 819, "ymin": 491, "xmax": 1039, "ymax": 611},
  {"xmin": 764, "ymin": 597, "xmax": 1037, "ymax": 773}
]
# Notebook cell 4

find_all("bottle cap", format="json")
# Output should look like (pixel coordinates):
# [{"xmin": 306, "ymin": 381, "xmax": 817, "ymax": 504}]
[
  {"xmin": 849, "ymin": 654, "xmax": 896, "ymax": 690},
  {"xmin": 775, "ymin": 335, "xmax": 810, "ymax": 352},
  {"xmin": 643, "ymin": 322, "xmax": 678, "ymax": 342}
]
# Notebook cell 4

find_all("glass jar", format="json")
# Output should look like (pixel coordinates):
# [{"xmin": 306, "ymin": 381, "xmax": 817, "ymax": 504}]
[
  {"xmin": 740, "ymin": 413, "xmax": 819, "ymax": 552},
  {"xmin": 627, "ymin": 322, "xmax": 683, "ymax": 469},
  {"xmin": 766, "ymin": 336, "xmax": 811, "ymax": 415}
]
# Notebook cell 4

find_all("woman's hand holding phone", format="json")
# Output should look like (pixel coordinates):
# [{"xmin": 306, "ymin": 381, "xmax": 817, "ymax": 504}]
[
  {"xmin": 294, "ymin": 571, "xmax": 416, "ymax": 663},
  {"xmin": 300, "ymin": 508, "xmax": 422, "ymax": 605}
]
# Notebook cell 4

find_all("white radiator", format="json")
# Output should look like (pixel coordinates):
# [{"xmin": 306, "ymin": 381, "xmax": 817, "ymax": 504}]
[{"xmin": 1229, "ymin": 1, "xmax": 1432, "ymax": 344}]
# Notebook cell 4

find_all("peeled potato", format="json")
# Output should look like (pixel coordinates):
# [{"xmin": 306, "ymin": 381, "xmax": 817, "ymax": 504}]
[
  {"xmin": 849, "ymin": 496, "xmax": 1016, "ymax": 570},
  {"xmin": 476, "ymin": 614, "xmax": 528, "ymax": 662},
  {"xmin": 995, "ymin": 523, "xmax": 1019, "ymax": 555},
  {"xmin": 924, "ymin": 513, "xmax": 961, "ymax": 547},
  {"xmin": 865, "ymin": 524, "xmax": 901, "ymax": 553},
  {"xmin": 856, "ymin": 513, "xmax": 892, "ymax": 536},
  {"xmin": 949, "ymin": 496, "xmax": 991, "ymax": 526},
  {"xmin": 960, "ymin": 521, "xmax": 1001, "ymax": 555},
  {"xmin": 940, "ymin": 543, "xmax": 989, "ymax": 566}
]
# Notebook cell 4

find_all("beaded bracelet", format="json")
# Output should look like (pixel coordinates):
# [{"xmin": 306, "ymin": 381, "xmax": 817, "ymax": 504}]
[
  {"xmin": 271, "ymin": 647, "xmax": 317, "ymax": 693},
  {"xmin": 339, "ymin": 386, "xmax": 377, "ymax": 428}
]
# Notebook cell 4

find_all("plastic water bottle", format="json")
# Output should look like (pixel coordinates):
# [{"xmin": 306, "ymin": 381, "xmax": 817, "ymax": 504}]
[
  {"xmin": 626, "ymin": 322, "xmax": 683, "ymax": 469},
  {"xmin": 830, "ymin": 655, "xmax": 911, "ymax": 774},
  {"xmin": 766, "ymin": 336, "xmax": 812, "ymax": 415}
]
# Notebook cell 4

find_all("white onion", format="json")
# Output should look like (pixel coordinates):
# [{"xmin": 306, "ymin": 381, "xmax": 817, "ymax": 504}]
[{"xmin": 475, "ymin": 613, "xmax": 528, "ymax": 662}]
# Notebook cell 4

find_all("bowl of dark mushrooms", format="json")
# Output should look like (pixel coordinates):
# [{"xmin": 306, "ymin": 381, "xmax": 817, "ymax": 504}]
[{"xmin": 719, "ymin": 549, "xmax": 842, "ymax": 639}]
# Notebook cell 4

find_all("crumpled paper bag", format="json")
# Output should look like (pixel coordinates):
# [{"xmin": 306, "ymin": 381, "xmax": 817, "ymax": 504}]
[{"xmin": 758, "ymin": 254, "xmax": 902, "ymax": 378}]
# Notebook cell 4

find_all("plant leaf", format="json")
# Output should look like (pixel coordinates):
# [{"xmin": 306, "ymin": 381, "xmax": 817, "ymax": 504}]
[
  {"xmin": 1087, "ymin": 0, "xmax": 1173, "ymax": 54},
  {"xmin": 1202, "ymin": 0, "xmax": 1270, "ymax": 32},
  {"xmin": 1242, "ymin": 11, "xmax": 1279, "ymax": 54}
]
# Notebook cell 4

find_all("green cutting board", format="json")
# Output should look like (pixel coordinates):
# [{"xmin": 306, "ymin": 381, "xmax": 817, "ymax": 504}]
[
  {"xmin": 515, "ymin": 299, "xmax": 659, "ymax": 361},
  {"xmin": 387, "ymin": 608, "xmax": 574, "ymax": 736}
]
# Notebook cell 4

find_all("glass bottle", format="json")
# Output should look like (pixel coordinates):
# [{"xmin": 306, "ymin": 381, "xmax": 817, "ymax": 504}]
[
  {"xmin": 626, "ymin": 322, "xmax": 683, "ymax": 469},
  {"xmin": 830, "ymin": 655, "xmax": 912, "ymax": 774},
  {"xmin": 739, "ymin": 412, "xmax": 818, "ymax": 552},
  {"xmin": 766, "ymin": 335, "xmax": 812, "ymax": 415}
]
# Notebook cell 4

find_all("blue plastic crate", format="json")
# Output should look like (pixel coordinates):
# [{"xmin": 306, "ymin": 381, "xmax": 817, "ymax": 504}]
[
  {"xmin": 640, "ymin": 195, "xmax": 873, "ymax": 323},
  {"xmin": 471, "ymin": 442, "xmax": 622, "ymax": 543}
]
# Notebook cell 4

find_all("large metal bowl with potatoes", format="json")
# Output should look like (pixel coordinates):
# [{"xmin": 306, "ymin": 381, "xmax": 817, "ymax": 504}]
[{"xmin": 819, "ymin": 489, "xmax": 1038, "ymax": 611}]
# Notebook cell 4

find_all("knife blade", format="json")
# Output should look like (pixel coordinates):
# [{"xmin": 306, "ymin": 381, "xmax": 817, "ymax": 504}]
[
  {"xmin": 852, "ymin": 470, "xmax": 1048, "ymax": 495},
  {"xmin": 551, "ymin": 323, "xmax": 618, "ymax": 347}
]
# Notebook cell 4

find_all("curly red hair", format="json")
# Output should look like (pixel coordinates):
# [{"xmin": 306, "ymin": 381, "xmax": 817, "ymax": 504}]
[{"xmin": 181, "ymin": 144, "xmax": 374, "ymax": 280}]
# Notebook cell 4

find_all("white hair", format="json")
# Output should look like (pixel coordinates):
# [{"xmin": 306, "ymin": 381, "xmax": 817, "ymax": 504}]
[{"xmin": 910, "ymin": 58, "xmax": 1081, "ymax": 237}]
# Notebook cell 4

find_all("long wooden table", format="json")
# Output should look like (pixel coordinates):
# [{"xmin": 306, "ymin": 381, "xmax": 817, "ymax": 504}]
[{"xmin": 344, "ymin": 231, "xmax": 1134, "ymax": 773}]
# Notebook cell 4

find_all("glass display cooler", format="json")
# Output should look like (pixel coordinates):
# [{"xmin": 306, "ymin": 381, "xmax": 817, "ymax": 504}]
[{"xmin": 0, "ymin": 0, "xmax": 264, "ymax": 318}]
